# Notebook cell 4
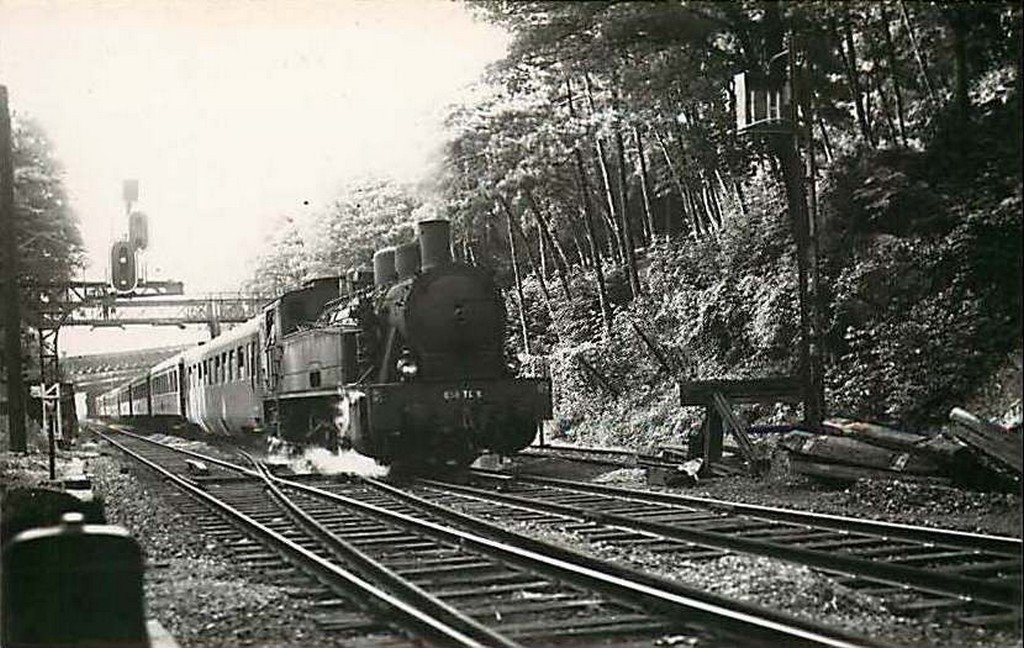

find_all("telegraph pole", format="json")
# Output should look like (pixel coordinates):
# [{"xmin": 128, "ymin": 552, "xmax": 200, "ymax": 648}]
[
  {"xmin": 781, "ymin": 31, "xmax": 825, "ymax": 428},
  {"xmin": 733, "ymin": 26, "xmax": 824, "ymax": 428},
  {"xmin": 1, "ymin": 86, "xmax": 27, "ymax": 452}
]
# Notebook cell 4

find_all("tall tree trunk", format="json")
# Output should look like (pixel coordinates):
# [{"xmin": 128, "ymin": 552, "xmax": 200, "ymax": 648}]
[
  {"xmin": 948, "ymin": 6, "xmax": 971, "ymax": 125},
  {"xmin": 614, "ymin": 126, "xmax": 641, "ymax": 296},
  {"xmin": 700, "ymin": 173, "xmax": 722, "ymax": 229},
  {"xmin": 880, "ymin": 4, "xmax": 909, "ymax": 146},
  {"xmin": 571, "ymin": 156, "xmax": 605, "ymax": 264},
  {"xmin": 584, "ymin": 77, "xmax": 627, "ymax": 269},
  {"xmin": 632, "ymin": 125, "xmax": 657, "ymax": 244},
  {"xmin": 871, "ymin": 70, "xmax": 899, "ymax": 146},
  {"xmin": 653, "ymin": 128, "xmax": 700, "ymax": 239},
  {"xmin": 673, "ymin": 121, "xmax": 714, "ymax": 233},
  {"xmin": 500, "ymin": 200, "xmax": 531, "ymax": 354},
  {"xmin": 595, "ymin": 162, "xmax": 624, "ymax": 262},
  {"xmin": 570, "ymin": 225, "xmax": 589, "ymax": 268},
  {"xmin": 683, "ymin": 179, "xmax": 710, "ymax": 235},
  {"xmin": 500, "ymin": 195, "xmax": 552, "ymax": 306},
  {"xmin": 898, "ymin": 0, "xmax": 939, "ymax": 106},
  {"xmin": 536, "ymin": 219, "xmax": 547, "ymax": 283},
  {"xmin": 816, "ymin": 115, "xmax": 835, "ymax": 163},
  {"xmin": 835, "ymin": 14, "xmax": 875, "ymax": 147},
  {"xmin": 524, "ymin": 189, "xmax": 572, "ymax": 300},
  {"xmin": 732, "ymin": 180, "xmax": 750, "ymax": 218},
  {"xmin": 567, "ymin": 76, "xmax": 613, "ymax": 335}
]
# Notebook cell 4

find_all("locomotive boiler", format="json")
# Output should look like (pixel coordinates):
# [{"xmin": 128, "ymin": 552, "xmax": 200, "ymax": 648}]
[{"xmin": 96, "ymin": 219, "xmax": 552, "ymax": 471}]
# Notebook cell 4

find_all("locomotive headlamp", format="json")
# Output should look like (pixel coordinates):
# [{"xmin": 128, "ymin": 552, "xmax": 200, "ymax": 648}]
[{"xmin": 397, "ymin": 357, "xmax": 419, "ymax": 379}]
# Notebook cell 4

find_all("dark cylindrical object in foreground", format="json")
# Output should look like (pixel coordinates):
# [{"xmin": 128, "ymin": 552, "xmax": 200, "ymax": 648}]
[
  {"xmin": 394, "ymin": 241, "xmax": 421, "ymax": 280},
  {"xmin": 417, "ymin": 219, "xmax": 451, "ymax": 270},
  {"xmin": 2, "ymin": 513, "xmax": 147, "ymax": 648},
  {"xmin": 373, "ymin": 247, "xmax": 397, "ymax": 286}
]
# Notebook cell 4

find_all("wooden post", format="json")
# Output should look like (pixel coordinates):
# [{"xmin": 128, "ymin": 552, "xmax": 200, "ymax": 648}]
[
  {"xmin": 776, "ymin": 33, "xmax": 824, "ymax": 428},
  {"xmin": 1, "ymin": 86, "xmax": 27, "ymax": 452},
  {"xmin": 703, "ymin": 408, "xmax": 724, "ymax": 464}
]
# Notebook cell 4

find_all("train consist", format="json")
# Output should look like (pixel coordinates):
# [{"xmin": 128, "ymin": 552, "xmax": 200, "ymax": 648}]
[{"xmin": 95, "ymin": 220, "xmax": 552, "ymax": 469}]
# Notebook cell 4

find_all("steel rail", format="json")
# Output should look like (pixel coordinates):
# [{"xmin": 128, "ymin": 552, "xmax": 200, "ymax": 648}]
[
  {"xmin": 472, "ymin": 469, "xmax": 1022, "ymax": 555},
  {"xmin": 281, "ymin": 475, "xmax": 882, "ymax": 647},
  {"xmin": 421, "ymin": 477, "xmax": 1020, "ymax": 610},
  {"xmin": 95, "ymin": 426, "xmax": 882, "ymax": 645},
  {"xmin": 87, "ymin": 426, "xmax": 502, "ymax": 648},
  {"xmin": 243, "ymin": 454, "xmax": 523, "ymax": 648}
]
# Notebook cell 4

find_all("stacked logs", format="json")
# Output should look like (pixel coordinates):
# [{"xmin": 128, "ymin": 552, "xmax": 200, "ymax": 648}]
[{"xmin": 780, "ymin": 412, "xmax": 1021, "ymax": 490}]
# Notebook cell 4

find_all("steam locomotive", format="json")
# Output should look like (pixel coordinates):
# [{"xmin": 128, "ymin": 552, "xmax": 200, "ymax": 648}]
[{"xmin": 95, "ymin": 220, "xmax": 552, "ymax": 469}]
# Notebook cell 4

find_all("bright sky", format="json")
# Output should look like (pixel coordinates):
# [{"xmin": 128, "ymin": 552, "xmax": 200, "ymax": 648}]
[{"xmin": 0, "ymin": 0, "xmax": 507, "ymax": 355}]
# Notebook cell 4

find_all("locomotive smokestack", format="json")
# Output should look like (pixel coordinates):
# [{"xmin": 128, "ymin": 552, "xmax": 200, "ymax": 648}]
[
  {"xmin": 417, "ymin": 219, "xmax": 451, "ymax": 271},
  {"xmin": 394, "ymin": 241, "xmax": 421, "ymax": 280},
  {"xmin": 372, "ymin": 247, "xmax": 398, "ymax": 286}
]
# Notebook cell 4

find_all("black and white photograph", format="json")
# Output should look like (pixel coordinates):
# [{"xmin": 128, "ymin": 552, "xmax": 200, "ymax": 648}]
[{"xmin": 1, "ymin": 1, "xmax": 1021, "ymax": 646}]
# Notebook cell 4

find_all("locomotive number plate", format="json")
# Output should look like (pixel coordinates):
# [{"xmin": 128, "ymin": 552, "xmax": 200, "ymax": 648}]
[{"xmin": 443, "ymin": 389, "xmax": 483, "ymax": 401}]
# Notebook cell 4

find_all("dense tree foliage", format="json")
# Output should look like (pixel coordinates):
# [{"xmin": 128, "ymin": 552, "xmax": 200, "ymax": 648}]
[
  {"xmin": 248, "ymin": 1, "xmax": 1021, "ymax": 435},
  {"xmin": 0, "ymin": 115, "xmax": 84, "ymax": 389},
  {"xmin": 12, "ymin": 116, "xmax": 85, "ymax": 301},
  {"xmin": 245, "ymin": 178, "xmax": 426, "ymax": 296}
]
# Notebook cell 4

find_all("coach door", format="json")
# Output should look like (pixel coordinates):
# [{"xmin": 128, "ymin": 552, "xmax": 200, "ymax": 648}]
[{"xmin": 178, "ymin": 360, "xmax": 187, "ymax": 416}]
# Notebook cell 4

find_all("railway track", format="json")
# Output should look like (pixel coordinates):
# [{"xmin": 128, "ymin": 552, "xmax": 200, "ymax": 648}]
[
  {"xmin": 88, "ymin": 423, "xmax": 883, "ymax": 647},
  {"xmin": 519, "ymin": 443, "xmax": 737, "ymax": 473},
  {"xmin": 405, "ymin": 469, "xmax": 1022, "ymax": 626}
]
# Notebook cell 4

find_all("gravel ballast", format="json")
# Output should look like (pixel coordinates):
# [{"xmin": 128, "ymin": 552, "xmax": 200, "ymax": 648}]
[
  {"xmin": 89, "ymin": 448, "xmax": 351, "ymax": 647},
  {"xmin": 501, "ymin": 454, "xmax": 1023, "ymax": 647}
]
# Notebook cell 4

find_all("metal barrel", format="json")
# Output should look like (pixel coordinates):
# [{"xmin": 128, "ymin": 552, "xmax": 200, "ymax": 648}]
[
  {"xmin": 417, "ymin": 219, "xmax": 452, "ymax": 270},
  {"xmin": 394, "ymin": 241, "xmax": 421, "ymax": 280},
  {"xmin": 372, "ymin": 247, "xmax": 398, "ymax": 286}
]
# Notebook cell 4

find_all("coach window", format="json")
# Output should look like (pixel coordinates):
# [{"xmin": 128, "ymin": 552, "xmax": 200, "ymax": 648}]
[
  {"xmin": 237, "ymin": 346, "xmax": 245, "ymax": 379},
  {"xmin": 228, "ymin": 350, "xmax": 234, "ymax": 381}
]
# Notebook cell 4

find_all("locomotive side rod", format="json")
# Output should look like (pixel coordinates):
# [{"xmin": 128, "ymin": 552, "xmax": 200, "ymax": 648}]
[{"xmin": 88, "ymin": 426, "xmax": 515, "ymax": 648}]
